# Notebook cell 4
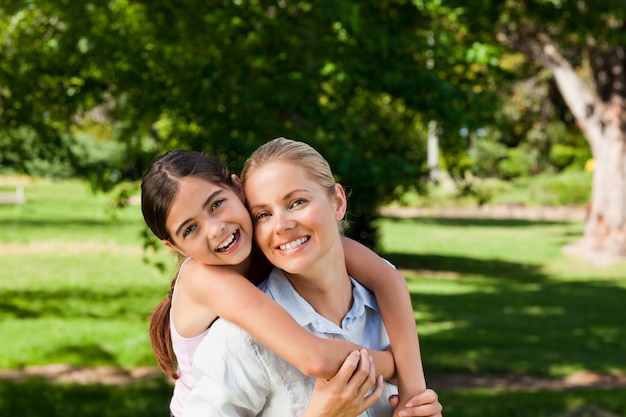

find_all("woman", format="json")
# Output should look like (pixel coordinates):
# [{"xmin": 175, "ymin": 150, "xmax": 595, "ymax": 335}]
[{"xmin": 182, "ymin": 138, "xmax": 442, "ymax": 417}]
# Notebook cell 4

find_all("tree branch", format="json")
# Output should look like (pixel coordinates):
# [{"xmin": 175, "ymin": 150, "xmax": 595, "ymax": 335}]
[{"xmin": 497, "ymin": 27, "xmax": 604, "ymax": 150}]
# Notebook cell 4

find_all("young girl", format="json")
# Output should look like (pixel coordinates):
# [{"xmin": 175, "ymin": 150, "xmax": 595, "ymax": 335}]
[{"xmin": 141, "ymin": 150, "xmax": 426, "ymax": 417}]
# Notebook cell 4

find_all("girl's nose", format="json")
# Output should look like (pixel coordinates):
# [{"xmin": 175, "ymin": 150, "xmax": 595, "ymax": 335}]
[{"xmin": 208, "ymin": 221, "xmax": 225, "ymax": 240}]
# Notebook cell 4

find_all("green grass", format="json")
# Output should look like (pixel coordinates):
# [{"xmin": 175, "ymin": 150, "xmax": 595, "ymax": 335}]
[
  {"xmin": 0, "ymin": 178, "xmax": 171, "ymax": 369},
  {"xmin": 379, "ymin": 216, "xmax": 626, "ymax": 378},
  {"xmin": 1, "ymin": 378, "xmax": 624, "ymax": 417},
  {"xmin": 1, "ymin": 176, "xmax": 625, "ymax": 416},
  {"xmin": 0, "ymin": 377, "xmax": 172, "ymax": 417},
  {"xmin": 438, "ymin": 387, "xmax": 626, "ymax": 417}
]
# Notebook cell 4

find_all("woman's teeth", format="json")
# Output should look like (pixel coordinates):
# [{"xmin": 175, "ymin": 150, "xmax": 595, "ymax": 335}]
[{"xmin": 279, "ymin": 237, "xmax": 309, "ymax": 251}]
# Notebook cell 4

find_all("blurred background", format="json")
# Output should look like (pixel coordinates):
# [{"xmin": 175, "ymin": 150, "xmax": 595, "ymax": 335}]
[{"xmin": 0, "ymin": 1, "xmax": 625, "ymax": 416}]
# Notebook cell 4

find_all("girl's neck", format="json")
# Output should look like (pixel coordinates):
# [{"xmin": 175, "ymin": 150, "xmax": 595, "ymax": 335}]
[{"xmin": 230, "ymin": 254, "xmax": 253, "ymax": 281}]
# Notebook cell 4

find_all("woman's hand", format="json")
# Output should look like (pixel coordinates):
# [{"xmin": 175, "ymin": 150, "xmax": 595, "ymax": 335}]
[
  {"xmin": 302, "ymin": 349, "xmax": 384, "ymax": 417},
  {"xmin": 388, "ymin": 388, "xmax": 443, "ymax": 417}
]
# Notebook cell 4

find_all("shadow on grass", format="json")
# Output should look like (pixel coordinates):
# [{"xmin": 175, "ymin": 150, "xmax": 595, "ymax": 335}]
[
  {"xmin": 0, "ymin": 287, "xmax": 157, "ymax": 319},
  {"xmin": 439, "ymin": 387, "xmax": 626, "ymax": 417},
  {"xmin": 383, "ymin": 251, "xmax": 626, "ymax": 377},
  {"xmin": 1, "ymin": 377, "xmax": 624, "ymax": 417},
  {"xmin": 51, "ymin": 344, "xmax": 120, "ymax": 364},
  {"xmin": 387, "ymin": 252, "xmax": 546, "ymax": 282},
  {"xmin": 382, "ymin": 216, "xmax": 575, "ymax": 228},
  {"xmin": 0, "ymin": 377, "xmax": 172, "ymax": 417}
]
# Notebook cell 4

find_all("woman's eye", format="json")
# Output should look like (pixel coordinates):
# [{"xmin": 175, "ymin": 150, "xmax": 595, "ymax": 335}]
[
  {"xmin": 291, "ymin": 198, "xmax": 307, "ymax": 208},
  {"xmin": 211, "ymin": 199, "xmax": 226, "ymax": 212},
  {"xmin": 254, "ymin": 212, "xmax": 270, "ymax": 221},
  {"xmin": 183, "ymin": 224, "xmax": 197, "ymax": 238}
]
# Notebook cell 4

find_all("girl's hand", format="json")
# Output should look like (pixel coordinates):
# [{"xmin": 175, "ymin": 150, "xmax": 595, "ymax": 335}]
[
  {"xmin": 388, "ymin": 388, "xmax": 443, "ymax": 417},
  {"xmin": 302, "ymin": 349, "xmax": 384, "ymax": 417}
]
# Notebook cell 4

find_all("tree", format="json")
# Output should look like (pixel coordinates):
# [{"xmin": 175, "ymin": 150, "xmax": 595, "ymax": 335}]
[
  {"xmin": 442, "ymin": 0, "xmax": 626, "ymax": 261},
  {"xmin": 0, "ymin": 0, "xmax": 487, "ymax": 248}
]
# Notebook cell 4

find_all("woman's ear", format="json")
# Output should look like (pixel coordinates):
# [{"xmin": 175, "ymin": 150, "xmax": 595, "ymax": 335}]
[
  {"xmin": 333, "ymin": 183, "xmax": 347, "ymax": 221},
  {"xmin": 162, "ymin": 239, "xmax": 186, "ymax": 257},
  {"xmin": 231, "ymin": 174, "xmax": 246, "ymax": 203}
]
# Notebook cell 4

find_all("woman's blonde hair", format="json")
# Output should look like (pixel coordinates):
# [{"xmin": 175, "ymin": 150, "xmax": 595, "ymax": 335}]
[{"xmin": 241, "ymin": 137, "xmax": 348, "ymax": 233}]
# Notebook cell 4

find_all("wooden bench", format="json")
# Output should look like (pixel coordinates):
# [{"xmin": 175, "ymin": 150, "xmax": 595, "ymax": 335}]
[{"xmin": 0, "ymin": 186, "xmax": 26, "ymax": 205}]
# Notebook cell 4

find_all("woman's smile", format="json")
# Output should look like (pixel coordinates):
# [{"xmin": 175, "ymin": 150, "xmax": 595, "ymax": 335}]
[{"xmin": 277, "ymin": 236, "xmax": 310, "ymax": 252}]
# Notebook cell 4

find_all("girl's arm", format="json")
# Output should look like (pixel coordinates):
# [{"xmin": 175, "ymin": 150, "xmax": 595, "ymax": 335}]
[
  {"xmin": 341, "ymin": 236, "xmax": 427, "ymax": 414},
  {"xmin": 187, "ymin": 262, "xmax": 395, "ymax": 380}
]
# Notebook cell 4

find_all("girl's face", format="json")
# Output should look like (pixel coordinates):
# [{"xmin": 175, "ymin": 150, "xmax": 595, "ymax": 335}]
[
  {"xmin": 163, "ymin": 176, "xmax": 253, "ymax": 267},
  {"xmin": 244, "ymin": 161, "xmax": 346, "ymax": 275}
]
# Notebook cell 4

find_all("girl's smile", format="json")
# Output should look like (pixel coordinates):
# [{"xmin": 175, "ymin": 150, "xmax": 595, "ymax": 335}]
[{"xmin": 164, "ymin": 176, "xmax": 253, "ymax": 267}]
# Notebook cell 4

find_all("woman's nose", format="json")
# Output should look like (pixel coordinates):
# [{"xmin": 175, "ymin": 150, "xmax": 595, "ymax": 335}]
[{"xmin": 273, "ymin": 210, "xmax": 294, "ymax": 233}]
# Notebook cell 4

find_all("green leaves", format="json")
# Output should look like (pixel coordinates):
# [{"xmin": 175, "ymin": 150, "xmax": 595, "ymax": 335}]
[{"xmin": 0, "ymin": 0, "xmax": 502, "ymax": 245}]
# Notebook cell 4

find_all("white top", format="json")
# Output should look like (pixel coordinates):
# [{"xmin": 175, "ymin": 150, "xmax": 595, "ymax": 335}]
[
  {"xmin": 169, "ymin": 258, "xmax": 209, "ymax": 417},
  {"xmin": 183, "ymin": 267, "xmax": 397, "ymax": 417}
]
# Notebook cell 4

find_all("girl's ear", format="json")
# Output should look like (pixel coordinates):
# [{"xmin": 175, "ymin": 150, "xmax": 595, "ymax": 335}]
[
  {"xmin": 162, "ymin": 239, "xmax": 186, "ymax": 257},
  {"xmin": 231, "ymin": 174, "xmax": 246, "ymax": 203},
  {"xmin": 333, "ymin": 183, "xmax": 347, "ymax": 221}
]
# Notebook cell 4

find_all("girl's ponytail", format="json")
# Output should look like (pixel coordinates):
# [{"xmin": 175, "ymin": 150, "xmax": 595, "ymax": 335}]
[{"xmin": 149, "ymin": 276, "xmax": 178, "ymax": 379}]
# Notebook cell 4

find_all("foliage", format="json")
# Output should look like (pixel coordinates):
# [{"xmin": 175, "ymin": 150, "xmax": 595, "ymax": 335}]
[
  {"xmin": 0, "ymin": 0, "xmax": 498, "ymax": 247},
  {"xmin": 466, "ymin": 68, "xmax": 593, "ymax": 180},
  {"xmin": 394, "ymin": 170, "xmax": 591, "ymax": 207},
  {"xmin": 492, "ymin": 171, "xmax": 592, "ymax": 206},
  {"xmin": 455, "ymin": 175, "xmax": 512, "ymax": 206},
  {"xmin": 1, "ymin": 1, "xmax": 623, "ymax": 245}
]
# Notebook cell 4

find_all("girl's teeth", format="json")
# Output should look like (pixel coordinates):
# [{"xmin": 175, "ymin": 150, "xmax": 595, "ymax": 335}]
[{"xmin": 217, "ymin": 232, "xmax": 236, "ymax": 251}]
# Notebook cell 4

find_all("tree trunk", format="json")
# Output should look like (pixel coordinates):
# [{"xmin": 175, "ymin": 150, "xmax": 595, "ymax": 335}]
[
  {"xmin": 584, "ymin": 116, "xmax": 626, "ymax": 258},
  {"xmin": 498, "ymin": 30, "xmax": 626, "ymax": 263}
]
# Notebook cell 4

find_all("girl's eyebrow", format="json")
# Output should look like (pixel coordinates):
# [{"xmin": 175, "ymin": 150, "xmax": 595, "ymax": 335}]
[{"xmin": 174, "ymin": 189, "xmax": 224, "ymax": 237}]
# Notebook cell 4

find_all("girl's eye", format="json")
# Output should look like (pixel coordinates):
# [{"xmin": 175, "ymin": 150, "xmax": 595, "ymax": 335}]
[
  {"xmin": 183, "ymin": 224, "xmax": 197, "ymax": 238},
  {"xmin": 210, "ymin": 198, "xmax": 226, "ymax": 212}
]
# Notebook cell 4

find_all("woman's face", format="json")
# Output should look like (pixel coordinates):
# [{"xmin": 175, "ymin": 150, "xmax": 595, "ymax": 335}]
[
  {"xmin": 244, "ymin": 161, "xmax": 346, "ymax": 275},
  {"xmin": 163, "ymin": 176, "xmax": 253, "ymax": 267}
]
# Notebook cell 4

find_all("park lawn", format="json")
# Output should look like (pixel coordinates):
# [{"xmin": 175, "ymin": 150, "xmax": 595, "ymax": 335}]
[
  {"xmin": 0, "ymin": 178, "xmax": 173, "ymax": 369},
  {"xmin": 378, "ymin": 216, "xmax": 626, "ymax": 378},
  {"xmin": 0, "ymin": 179, "xmax": 625, "ymax": 377},
  {"xmin": 1, "ymin": 177, "xmax": 625, "ymax": 416},
  {"xmin": 0, "ymin": 377, "xmax": 624, "ymax": 417}
]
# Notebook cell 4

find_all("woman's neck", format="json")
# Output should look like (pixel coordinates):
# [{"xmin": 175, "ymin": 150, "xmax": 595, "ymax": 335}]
[{"xmin": 285, "ymin": 256, "xmax": 353, "ymax": 327}]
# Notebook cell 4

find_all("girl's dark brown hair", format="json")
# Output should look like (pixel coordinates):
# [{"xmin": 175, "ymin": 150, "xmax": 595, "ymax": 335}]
[{"xmin": 141, "ymin": 150, "xmax": 235, "ymax": 379}]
